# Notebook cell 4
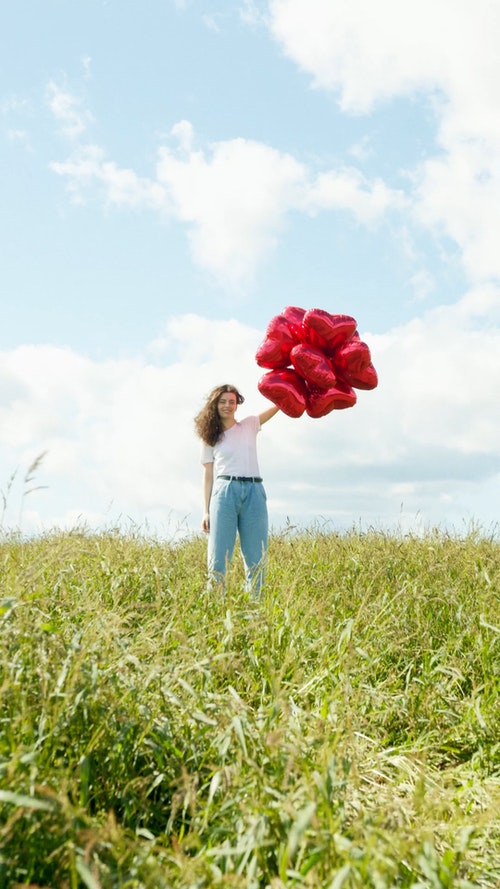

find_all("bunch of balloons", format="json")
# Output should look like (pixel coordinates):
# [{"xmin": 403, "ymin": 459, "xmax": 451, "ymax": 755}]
[{"xmin": 256, "ymin": 306, "xmax": 378, "ymax": 417}]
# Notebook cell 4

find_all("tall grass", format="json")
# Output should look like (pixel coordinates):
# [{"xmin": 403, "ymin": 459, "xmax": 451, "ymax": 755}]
[{"xmin": 0, "ymin": 526, "xmax": 499, "ymax": 887}]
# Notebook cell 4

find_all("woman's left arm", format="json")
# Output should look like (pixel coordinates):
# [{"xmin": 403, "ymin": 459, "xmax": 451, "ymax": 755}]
[{"xmin": 259, "ymin": 405, "xmax": 280, "ymax": 425}]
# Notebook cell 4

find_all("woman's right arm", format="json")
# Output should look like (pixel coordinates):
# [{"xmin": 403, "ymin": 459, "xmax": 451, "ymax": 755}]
[{"xmin": 201, "ymin": 462, "xmax": 214, "ymax": 532}]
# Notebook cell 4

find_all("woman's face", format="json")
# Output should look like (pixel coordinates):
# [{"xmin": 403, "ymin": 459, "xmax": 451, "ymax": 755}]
[{"xmin": 217, "ymin": 391, "xmax": 238, "ymax": 421}]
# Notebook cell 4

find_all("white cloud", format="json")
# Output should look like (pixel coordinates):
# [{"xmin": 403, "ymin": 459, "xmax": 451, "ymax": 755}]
[
  {"xmin": 268, "ymin": 0, "xmax": 497, "ymax": 114},
  {"xmin": 49, "ymin": 105, "xmax": 402, "ymax": 288},
  {"xmin": 266, "ymin": 0, "xmax": 500, "ymax": 285},
  {"xmin": 170, "ymin": 119, "xmax": 194, "ymax": 153},
  {"xmin": 50, "ymin": 144, "xmax": 166, "ymax": 208},
  {"xmin": 0, "ymin": 318, "xmax": 265, "ymax": 536},
  {"xmin": 155, "ymin": 128, "xmax": 404, "ymax": 284},
  {"xmin": 47, "ymin": 81, "xmax": 93, "ymax": 140},
  {"xmin": 414, "ymin": 140, "xmax": 500, "ymax": 283},
  {"xmin": 1, "ymin": 308, "xmax": 498, "ymax": 537},
  {"xmin": 156, "ymin": 130, "xmax": 306, "ymax": 288},
  {"xmin": 303, "ymin": 167, "xmax": 406, "ymax": 224}
]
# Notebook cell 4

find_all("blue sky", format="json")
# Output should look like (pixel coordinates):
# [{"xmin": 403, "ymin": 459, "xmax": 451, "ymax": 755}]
[{"xmin": 1, "ymin": 0, "xmax": 499, "ymax": 538}]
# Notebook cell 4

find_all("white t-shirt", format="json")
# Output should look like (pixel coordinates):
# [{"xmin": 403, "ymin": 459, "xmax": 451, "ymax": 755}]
[{"xmin": 201, "ymin": 416, "xmax": 262, "ymax": 477}]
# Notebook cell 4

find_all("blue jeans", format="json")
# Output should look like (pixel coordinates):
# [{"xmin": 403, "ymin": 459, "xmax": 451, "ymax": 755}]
[{"xmin": 208, "ymin": 478, "xmax": 269, "ymax": 596}]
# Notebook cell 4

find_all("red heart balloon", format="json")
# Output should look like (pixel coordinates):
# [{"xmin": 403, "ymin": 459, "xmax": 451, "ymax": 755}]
[
  {"xmin": 333, "ymin": 338, "xmax": 378, "ymax": 390},
  {"xmin": 306, "ymin": 381, "xmax": 357, "ymax": 417},
  {"xmin": 258, "ymin": 368, "xmax": 307, "ymax": 417},
  {"xmin": 255, "ymin": 313, "xmax": 299, "ymax": 369},
  {"xmin": 290, "ymin": 343, "xmax": 337, "ymax": 389},
  {"xmin": 303, "ymin": 309, "xmax": 357, "ymax": 352},
  {"xmin": 256, "ymin": 307, "xmax": 378, "ymax": 418},
  {"xmin": 281, "ymin": 305, "xmax": 306, "ymax": 341}
]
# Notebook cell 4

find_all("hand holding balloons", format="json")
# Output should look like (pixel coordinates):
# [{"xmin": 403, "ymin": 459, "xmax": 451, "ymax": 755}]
[{"xmin": 257, "ymin": 306, "xmax": 378, "ymax": 417}]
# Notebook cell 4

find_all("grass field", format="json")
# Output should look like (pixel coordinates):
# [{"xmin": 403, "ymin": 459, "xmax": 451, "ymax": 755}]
[{"xmin": 0, "ymin": 526, "xmax": 499, "ymax": 888}]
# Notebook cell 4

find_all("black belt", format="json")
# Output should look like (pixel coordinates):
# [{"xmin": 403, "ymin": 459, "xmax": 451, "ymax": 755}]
[{"xmin": 218, "ymin": 475, "xmax": 263, "ymax": 483}]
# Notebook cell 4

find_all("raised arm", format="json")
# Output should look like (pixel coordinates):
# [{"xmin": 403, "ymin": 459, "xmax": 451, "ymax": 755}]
[
  {"xmin": 201, "ymin": 462, "xmax": 214, "ymax": 533},
  {"xmin": 259, "ymin": 405, "xmax": 280, "ymax": 425}
]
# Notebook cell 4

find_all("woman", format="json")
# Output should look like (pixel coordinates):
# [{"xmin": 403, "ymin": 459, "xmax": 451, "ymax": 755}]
[{"xmin": 194, "ymin": 384, "xmax": 279, "ymax": 596}]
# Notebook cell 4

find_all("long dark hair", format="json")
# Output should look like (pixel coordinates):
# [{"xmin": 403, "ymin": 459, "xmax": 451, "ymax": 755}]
[{"xmin": 194, "ymin": 384, "xmax": 245, "ymax": 446}]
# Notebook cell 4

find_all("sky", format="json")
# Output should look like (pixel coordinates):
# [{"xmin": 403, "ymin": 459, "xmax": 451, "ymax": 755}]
[{"xmin": 1, "ymin": 0, "xmax": 499, "ymax": 540}]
